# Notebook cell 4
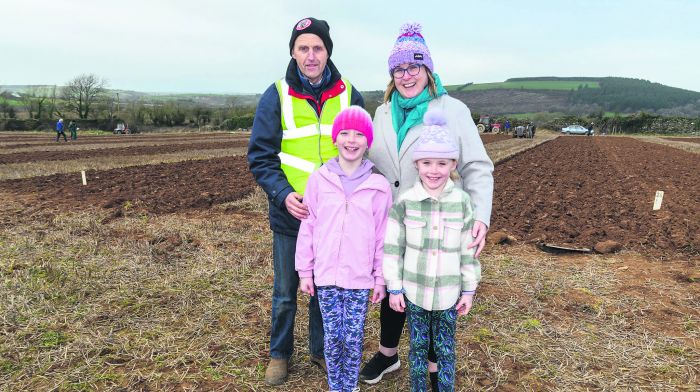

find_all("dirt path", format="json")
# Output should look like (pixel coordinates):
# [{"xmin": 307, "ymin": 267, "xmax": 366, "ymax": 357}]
[
  {"xmin": 664, "ymin": 137, "xmax": 700, "ymax": 144},
  {"xmin": 485, "ymin": 134, "xmax": 558, "ymax": 164}
]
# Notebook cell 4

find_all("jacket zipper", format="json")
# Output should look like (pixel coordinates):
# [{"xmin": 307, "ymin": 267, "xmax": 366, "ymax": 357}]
[{"xmin": 303, "ymin": 98, "xmax": 325, "ymax": 165}]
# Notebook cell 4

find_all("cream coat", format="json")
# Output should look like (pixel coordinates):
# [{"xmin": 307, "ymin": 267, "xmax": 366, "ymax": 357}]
[{"xmin": 367, "ymin": 95, "xmax": 494, "ymax": 226}]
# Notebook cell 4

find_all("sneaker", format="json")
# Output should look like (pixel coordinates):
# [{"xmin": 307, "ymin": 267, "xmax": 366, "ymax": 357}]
[
  {"xmin": 310, "ymin": 355, "xmax": 327, "ymax": 372},
  {"xmin": 264, "ymin": 358, "xmax": 288, "ymax": 385},
  {"xmin": 358, "ymin": 352, "xmax": 400, "ymax": 384}
]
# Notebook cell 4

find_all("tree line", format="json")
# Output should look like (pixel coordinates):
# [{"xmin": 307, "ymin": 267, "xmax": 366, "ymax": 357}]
[{"xmin": 0, "ymin": 74, "xmax": 257, "ymax": 130}]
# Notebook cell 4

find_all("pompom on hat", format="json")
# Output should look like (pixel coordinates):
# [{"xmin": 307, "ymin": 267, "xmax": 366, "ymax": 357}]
[
  {"xmin": 388, "ymin": 22, "xmax": 434, "ymax": 75},
  {"xmin": 412, "ymin": 108, "xmax": 459, "ymax": 161},
  {"xmin": 332, "ymin": 106, "xmax": 374, "ymax": 148}
]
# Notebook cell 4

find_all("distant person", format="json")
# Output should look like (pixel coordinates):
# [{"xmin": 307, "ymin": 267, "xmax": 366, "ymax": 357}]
[
  {"xmin": 68, "ymin": 121, "xmax": 78, "ymax": 140},
  {"xmin": 382, "ymin": 109, "xmax": 481, "ymax": 391},
  {"xmin": 588, "ymin": 122, "xmax": 594, "ymax": 136},
  {"xmin": 528, "ymin": 121, "xmax": 537, "ymax": 138},
  {"xmin": 296, "ymin": 106, "xmax": 391, "ymax": 392},
  {"xmin": 504, "ymin": 119, "xmax": 511, "ymax": 134},
  {"xmin": 363, "ymin": 22, "xmax": 493, "ymax": 391},
  {"xmin": 246, "ymin": 17, "xmax": 365, "ymax": 386},
  {"xmin": 55, "ymin": 118, "xmax": 67, "ymax": 142}
]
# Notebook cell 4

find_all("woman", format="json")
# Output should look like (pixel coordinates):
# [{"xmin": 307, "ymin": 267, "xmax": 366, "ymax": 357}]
[{"xmin": 362, "ymin": 22, "xmax": 494, "ymax": 390}]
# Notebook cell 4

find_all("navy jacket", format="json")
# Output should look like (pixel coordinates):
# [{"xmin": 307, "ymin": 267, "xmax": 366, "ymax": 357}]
[{"xmin": 247, "ymin": 59, "xmax": 365, "ymax": 236}]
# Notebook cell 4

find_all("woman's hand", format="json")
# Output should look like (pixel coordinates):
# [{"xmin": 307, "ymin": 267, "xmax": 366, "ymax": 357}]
[
  {"xmin": 299, "ymin": 277, "xmax": 315, "ymax": 296},
  {"xmin": 389, "ymin": 293, "xmax": 406, "ymax": 313},
  {"xmin": 456, "ymin": 294, "xmax": 474, "ymax": 316},
  {"xmin": 467, "ymin": 220, "xmax": 488, "ymax": 258},
  {"xmin": 371, "ymin": 284, "xmax": 386, "ymax": 304}
]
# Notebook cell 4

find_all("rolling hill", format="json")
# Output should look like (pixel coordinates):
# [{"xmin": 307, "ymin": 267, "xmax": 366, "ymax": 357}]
[
  {"xmin": 4, "ymin": 77, "xmax": 700, "ymax": 118},
  {"xmin": 443, "ymin": 77, "xmax": 700, "ymax": 117}
]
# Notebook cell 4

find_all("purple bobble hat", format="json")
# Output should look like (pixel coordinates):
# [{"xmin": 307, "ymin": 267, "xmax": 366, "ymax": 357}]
[{"xmin": 388, "ymin": 22, "xmax": 434, "ymax": 74}]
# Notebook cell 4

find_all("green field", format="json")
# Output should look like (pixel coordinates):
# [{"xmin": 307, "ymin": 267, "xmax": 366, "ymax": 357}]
[
  {"xmin": 446, "ymin": 80, "xmax": 601, "ymax": 92},
  {"xmin": 0, "ymin": 97, "xmax": 24, "ymax": 107}
]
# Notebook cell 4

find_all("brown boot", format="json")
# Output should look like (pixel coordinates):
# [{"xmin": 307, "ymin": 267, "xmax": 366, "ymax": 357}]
[{"xmin": 264, "ymin": 358, "xmax": 289, "ymax": 385}]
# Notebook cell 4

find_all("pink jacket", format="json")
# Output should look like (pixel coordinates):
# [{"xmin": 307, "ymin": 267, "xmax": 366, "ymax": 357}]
[{"xmin": 295, "ymin": 164, "xmax": 392, "ymax": 289}]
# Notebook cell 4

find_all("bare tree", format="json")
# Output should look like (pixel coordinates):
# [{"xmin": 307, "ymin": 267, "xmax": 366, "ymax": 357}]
[
  {"xmin": 63, "ymin": 74, "xmax": 107, "ymax": 119},
  {"xmin": 48, "ymin": 85, "xmax": 63, "ymax": 119},
  {"xmin": 0, "ymin": 89, "xmax": 18, "ymax": 119},
  {"xmin": 20, "ymin": 86, "xmax": 52, "ymax": 119}
]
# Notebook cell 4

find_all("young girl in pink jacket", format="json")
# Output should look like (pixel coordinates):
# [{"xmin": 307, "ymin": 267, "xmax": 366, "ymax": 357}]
[{"xmin": 296, "ymin": 106, "xmax": 392, "ymax": 392}]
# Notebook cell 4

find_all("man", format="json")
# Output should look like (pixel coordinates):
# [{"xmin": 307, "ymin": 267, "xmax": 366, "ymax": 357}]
[
  {"xmin": 55, "ymin": 118, "xmax": 67, "ymax": 142},
  {"xmin": 68, "ymin": 121, "xmax": 78, "ymax": 140},
  {"xmin": 247, "ymin": 17, "xmax": 364, "ymax": 386}
]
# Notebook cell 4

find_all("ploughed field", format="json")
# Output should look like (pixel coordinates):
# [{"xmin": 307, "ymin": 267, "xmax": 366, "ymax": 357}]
[
  {"xmin": 1, "ymin": 131, "xmax": 698, "ymax": 391},
  {"xmin": 0, "ymin": 132, "xmax": 509, "ymax": 217},
  {"xmin": 2, "ymin": 132, "xmax": 696, "ymax": 256},
  {"xmin": 491, "ymin": 136, "xmax": 699, "ymax": 255},
  {"xmin": 0, "ymin": 141, "xmax": 249, "ymax": 164}
]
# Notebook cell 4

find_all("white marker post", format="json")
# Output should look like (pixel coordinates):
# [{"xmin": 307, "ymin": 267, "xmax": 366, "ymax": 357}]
[
  {"xmin": 652, "ymin": 190, "xmax": 664, "ymax": 210},
  {"xmin": 81, "ymin": 170, "xmax": 87, "ymax": 186}
]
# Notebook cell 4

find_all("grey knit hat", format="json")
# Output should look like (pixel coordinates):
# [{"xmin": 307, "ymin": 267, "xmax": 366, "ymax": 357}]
[{"xmin": 412, "ymin": 109, "xmax": 459, "ymax": 161}]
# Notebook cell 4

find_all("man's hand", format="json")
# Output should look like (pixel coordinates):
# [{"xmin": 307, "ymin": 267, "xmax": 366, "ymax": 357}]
[
  {"xmin": 371, "ymin": 284, "xmax": 386, "ymax": 304},
  {"xmin": 456, "ymin": 294, "xmax": 474, "ymax": 316},
  {"xmin": 466, "ymin": 220, "xmax": 488, "ymax": 258},
  {"xmin": 299, "ymin": 277, "xmax": 315, "ymax": 296},
  {"xmin": 285, "ymin": 192, "xmax": 309, "ymax": 220},
  {"xmin": 389, "ymin": 293, "xmax": 406, "ymax": 313}
]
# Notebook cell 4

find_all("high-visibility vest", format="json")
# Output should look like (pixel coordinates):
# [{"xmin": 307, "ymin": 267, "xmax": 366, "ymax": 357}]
[{"xmin": 275, "ymin": 78, "xmax": 352, "ymax": 194}]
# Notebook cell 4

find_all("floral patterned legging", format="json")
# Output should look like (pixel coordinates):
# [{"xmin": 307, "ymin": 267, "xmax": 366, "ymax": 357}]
[
  {"xmin": 407, "ymin": 301, "xmax": 457, "ymax": 392},
  {"xmin": 317, "ymin": 286, "xmax": 369, "ymax": 392}
]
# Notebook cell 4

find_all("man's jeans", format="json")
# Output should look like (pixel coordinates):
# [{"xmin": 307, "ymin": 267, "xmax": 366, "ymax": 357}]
[{"xmin": 270, "ymin": 231, "xmax": 324, "ymax": 359}]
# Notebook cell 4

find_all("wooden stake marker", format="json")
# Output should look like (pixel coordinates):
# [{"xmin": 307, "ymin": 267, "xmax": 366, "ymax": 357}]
[
  {"xmin": 652, "ymin": 190, "xmax": 664, "ymax": 210},
  {"xmin": 81, "ymin": 171, "xmax": 87, "ymax": 186}
]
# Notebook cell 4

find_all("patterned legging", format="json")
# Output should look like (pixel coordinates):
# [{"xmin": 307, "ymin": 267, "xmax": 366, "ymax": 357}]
[
  {"xmin": 317, "ymin": 286, "xmax": 369, "ymax": 392},
  {"xmin": 407, "ymin": 301, "xmax": 457, "ymax": 392}
]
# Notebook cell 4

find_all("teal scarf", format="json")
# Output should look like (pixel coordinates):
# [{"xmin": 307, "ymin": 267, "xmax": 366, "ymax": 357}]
[{"xmin": 391, "ymin": 73, "xmax": 447, "ymax": 151}]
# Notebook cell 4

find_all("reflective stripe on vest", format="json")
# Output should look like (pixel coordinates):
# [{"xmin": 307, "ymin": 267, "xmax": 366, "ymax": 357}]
[{"xmin": 276, "ymin": 78, "xmax": 352, "ymax": 193}]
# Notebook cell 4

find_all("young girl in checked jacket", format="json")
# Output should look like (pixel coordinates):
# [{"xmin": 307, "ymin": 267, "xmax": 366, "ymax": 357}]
[
  {"xmin": 296, "ymin": 106, "xmax": 392, "ymax": 392},
  {"xmin": 383, "ymin": 109, "xmax": 481, "ymax": 392}
]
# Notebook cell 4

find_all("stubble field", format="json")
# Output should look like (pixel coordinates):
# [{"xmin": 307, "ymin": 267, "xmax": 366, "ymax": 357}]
[{"xmin": 0, "ymin": 131, "xmax": 697, "ymax": 391}]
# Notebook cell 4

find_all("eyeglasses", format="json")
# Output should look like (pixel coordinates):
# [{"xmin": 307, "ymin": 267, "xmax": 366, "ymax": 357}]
[{"xmin": 392, "ymin": 64, "xmax": 421, "ymax": 79}]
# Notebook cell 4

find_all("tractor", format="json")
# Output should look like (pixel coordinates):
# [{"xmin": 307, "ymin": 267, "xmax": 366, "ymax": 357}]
[{"xmin": 477, "ymin": 115, "xmax": 500, "ymax": 133}]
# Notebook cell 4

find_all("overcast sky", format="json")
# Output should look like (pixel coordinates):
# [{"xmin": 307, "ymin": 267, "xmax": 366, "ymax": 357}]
[{"xmin": 2, "ymin": 0, "xmax": 699, "ymax": 94}]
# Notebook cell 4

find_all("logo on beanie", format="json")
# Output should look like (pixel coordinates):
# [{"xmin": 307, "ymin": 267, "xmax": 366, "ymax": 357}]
[
  {"xmin": 414, "ymin": 53, "xmax": 424, "ymax": 60},
  {"xmin": 296, "ymin": 18, "xmax": 312, "ymax": 30}
]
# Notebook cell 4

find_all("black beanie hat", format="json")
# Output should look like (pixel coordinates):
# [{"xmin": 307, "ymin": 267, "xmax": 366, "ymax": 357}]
[{"xmin": 289, "ymin": 17, "xmax": 333, "ymax": 57}]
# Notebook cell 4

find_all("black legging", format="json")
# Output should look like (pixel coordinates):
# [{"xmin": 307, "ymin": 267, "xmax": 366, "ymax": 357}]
[{"xmin": 380, "ymin": 295, "xmax": 437, "ymax": 363}]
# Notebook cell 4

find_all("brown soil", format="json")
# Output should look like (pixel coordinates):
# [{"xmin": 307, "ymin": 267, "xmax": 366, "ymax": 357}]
[
  {"xmin": 479, "ymin": 134, "xmax": 513, "ymax": 144},
  {"xmin": 4, "ymin": 134, "xmax": 697, "ymax": 258},
  {"xmin": 491, "ymin": 136, "xmax": 699, "ymax": 256},
  {"xmin": 0, "ymin": 133, "xmax": 247, "ymax": 149},
  {"xmin": 0, "ymin": 140, "xmax": 248, "ymax": 164},
  {"xmin": 1, "ymin": 156, "xmax": 257, "ymax": 216},
  {"xmin": 663, "ymin": 137, "xmax": 700, "ymax": 144}
]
